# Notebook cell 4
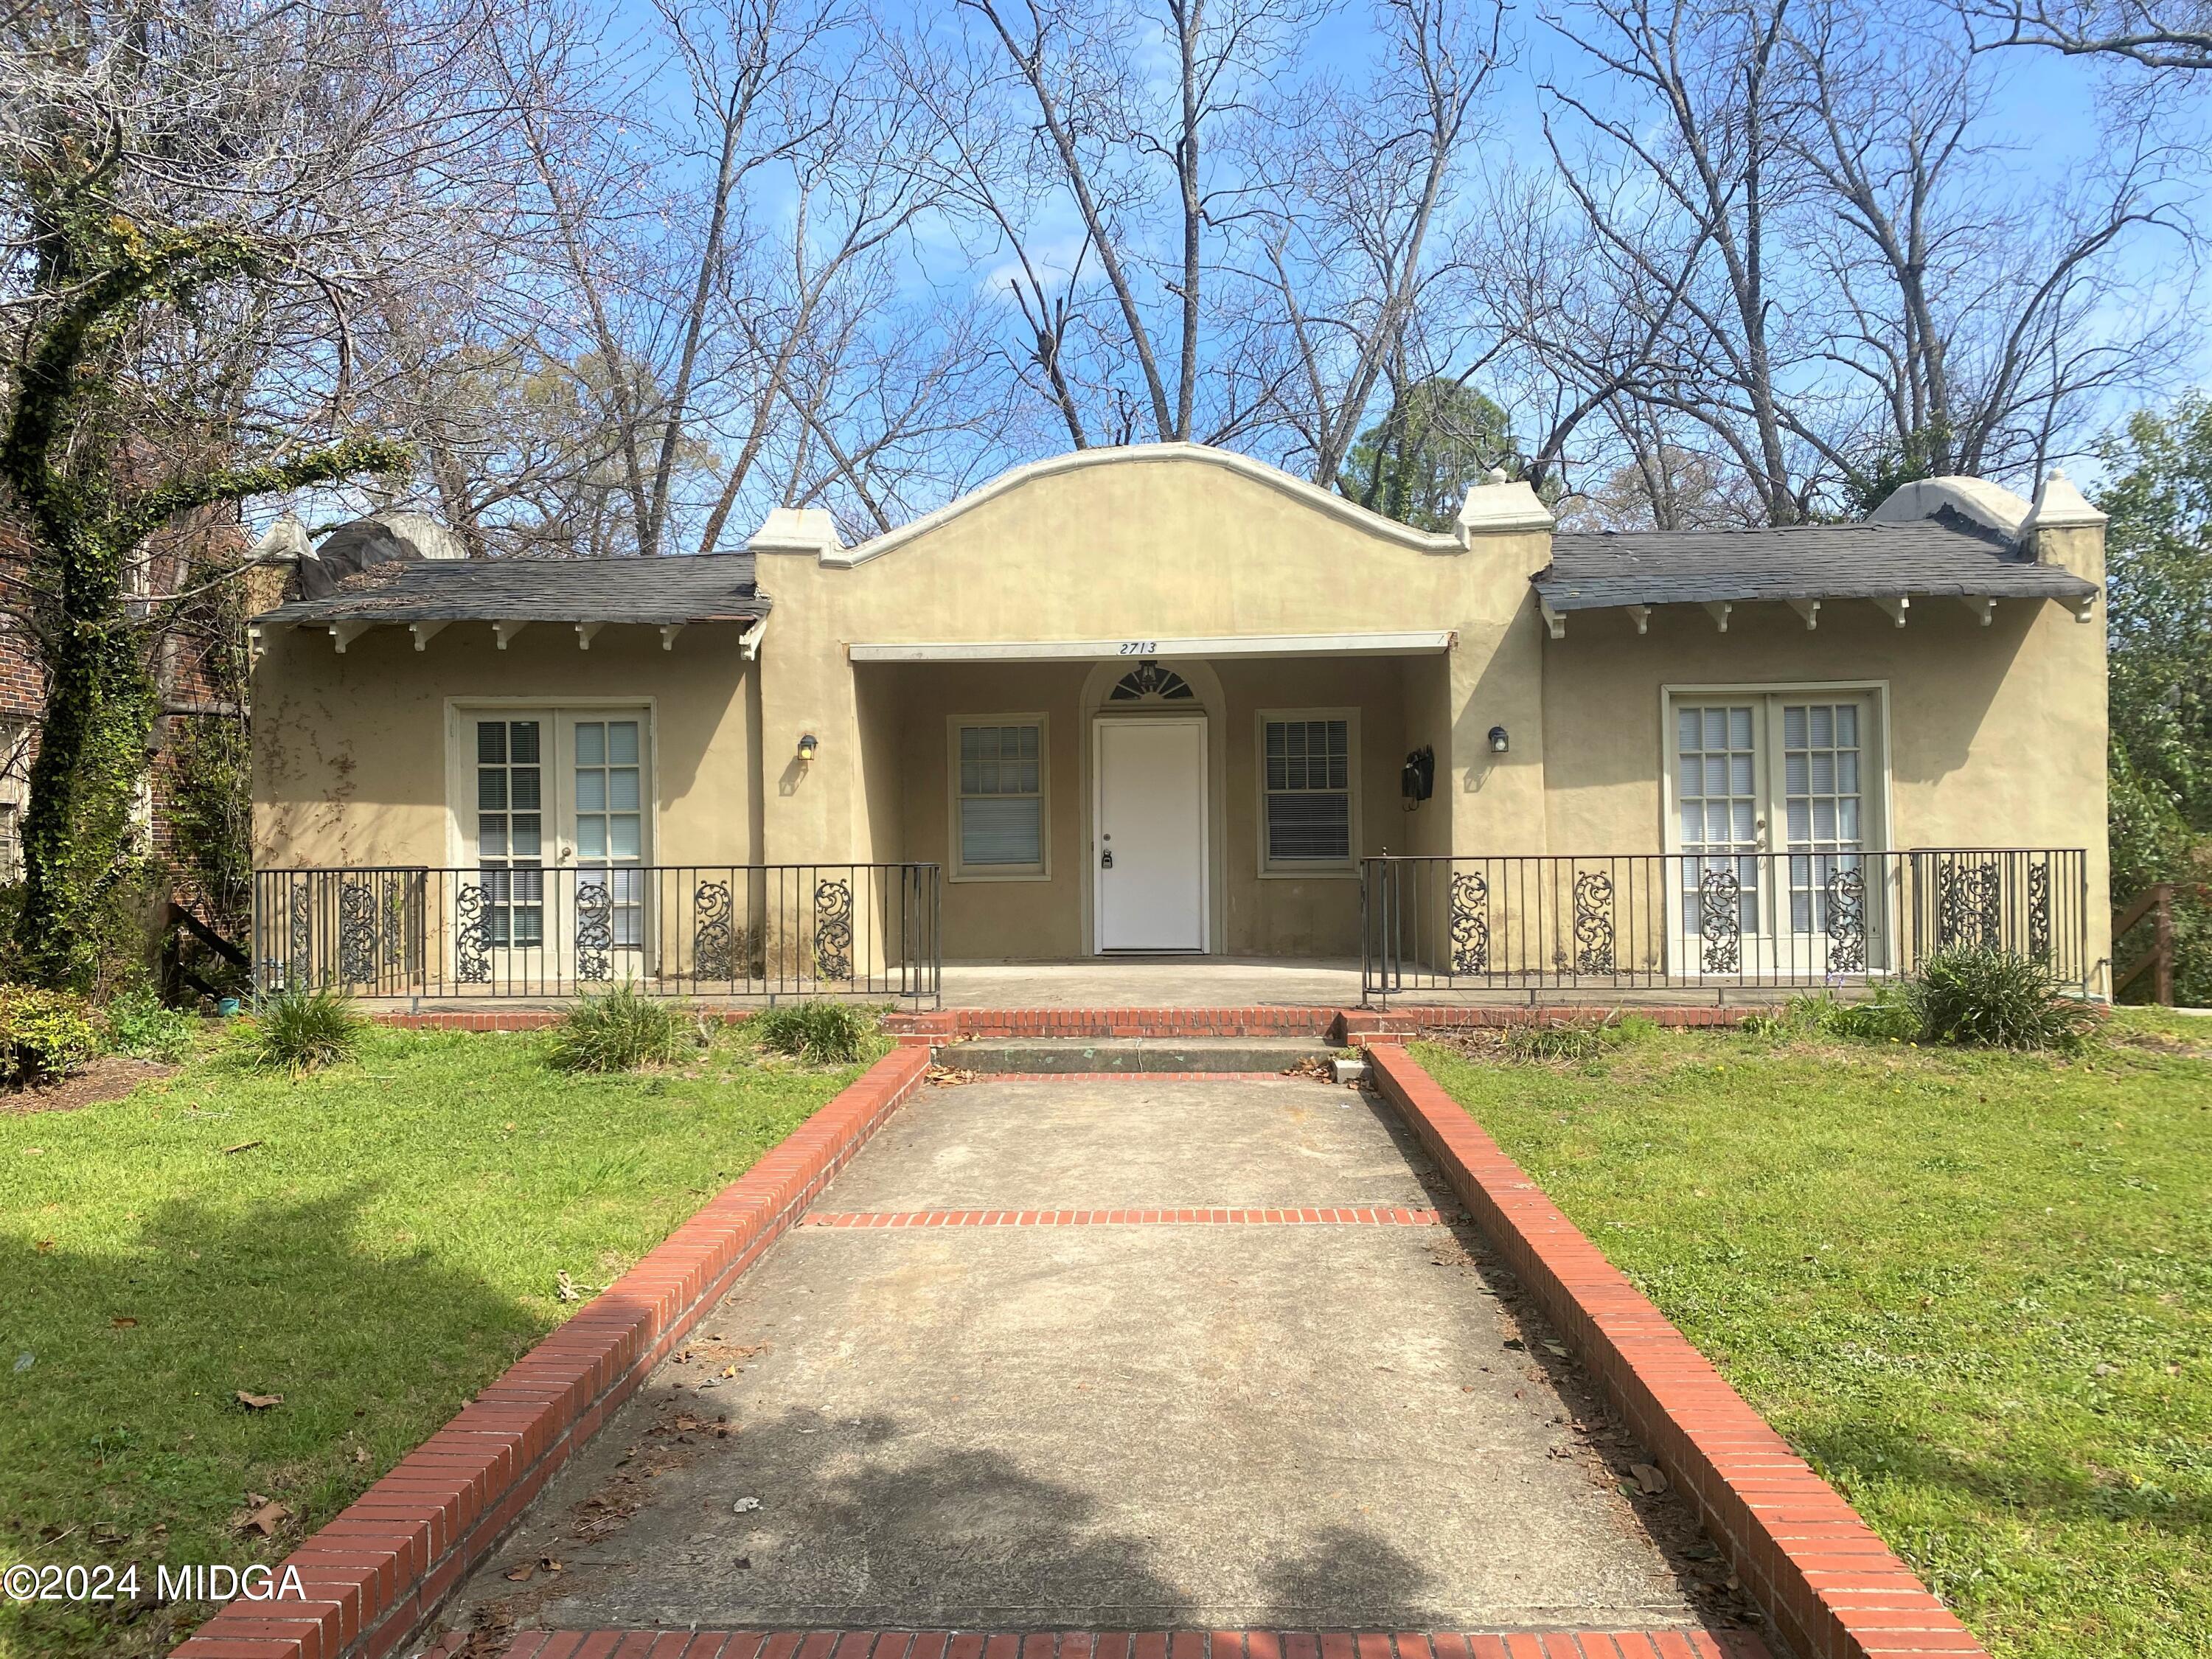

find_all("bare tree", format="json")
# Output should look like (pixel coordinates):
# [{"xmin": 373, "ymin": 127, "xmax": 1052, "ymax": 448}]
[
  {"xmin": 1964, "ymin": 0, "xmax": 2212, "ymax": 68},
  {"xmin": 1238, "ymin": 0, "xmax": 1509, "ymax": 485}
]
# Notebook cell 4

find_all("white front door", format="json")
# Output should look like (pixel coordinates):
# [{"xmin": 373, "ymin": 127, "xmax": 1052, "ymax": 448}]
[{"xmin": 1094, "ymin": 717, "xmax": 1208, "ymax": 953}]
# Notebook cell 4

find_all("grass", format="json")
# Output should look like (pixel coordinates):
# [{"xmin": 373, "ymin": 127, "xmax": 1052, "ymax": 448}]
[
  {"xmin": 0, "ymin": 1021, "xmax": 869, "ymax": 1658},
  {"xmin": 1414, "ymin": 1010, "xmax": 2212, "ymax": 1659}
]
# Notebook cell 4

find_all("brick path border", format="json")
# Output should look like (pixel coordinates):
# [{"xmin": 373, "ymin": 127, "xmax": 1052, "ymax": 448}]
[
  {"xmin": 171, "ymin": 1047, "xmax": 934, "ymax": 1659},
  {"xmin": 494, "ymin": 1630, "xmax": 1772, "ymax": 1659},
  {"xmin": 1363, "ymin": 1044, "xmax": 1988, "ymax": 1659}
]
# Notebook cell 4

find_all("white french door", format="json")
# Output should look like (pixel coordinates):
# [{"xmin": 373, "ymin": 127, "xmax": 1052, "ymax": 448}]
[
  {"xmin": 462, "ymin": 708, "xmax": 650, "ymax": 981},
  {"xmin": 1670, "ymin": 692, "xmax": 1880, "ymax": 975}
]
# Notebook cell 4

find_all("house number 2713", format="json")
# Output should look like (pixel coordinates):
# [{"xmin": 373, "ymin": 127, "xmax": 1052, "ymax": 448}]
[{"xmin": 1117, "ymin": 641, "xmax": 1158, "ymax": 655}]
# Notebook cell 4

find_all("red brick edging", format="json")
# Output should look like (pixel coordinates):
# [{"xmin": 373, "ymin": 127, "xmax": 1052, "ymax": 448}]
[
  {"xmin": 1363, "ymin": 1044, "xmax": 1988, "ymax": 1659},
  {"xmin": 498, "ymin": 1631, "xmax": 1770, "ymax": 1659},
  {"xmin": 802, "ymin": 1206, "xmax": 1444, "ymax": 1228},
  {"xmin": 172, "ymin": 1048, "xmax": 933, "ymax": 1659}
]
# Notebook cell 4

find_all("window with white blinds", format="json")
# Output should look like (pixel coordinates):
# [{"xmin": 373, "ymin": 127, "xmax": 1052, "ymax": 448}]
[
  {"xmin": 1261, "ymin": 713, "xmax": 1356, "ymax": 872},
  {"xmin": 953, "ymin": 719, "xmax": 1047, "ymax": 876}
]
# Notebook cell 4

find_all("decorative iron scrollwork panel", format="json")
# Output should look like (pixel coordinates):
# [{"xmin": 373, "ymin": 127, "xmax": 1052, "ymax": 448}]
[
  {"xmin": 694, "ymin": 880, "xmax": 736, "ymax": 981},
  {"xmin": 288, "ymin": 876, "xmax": 314, "ymax": 989},
  {"xmin": 574, "ymin": 880, "xmax": 614, "ymax": 981},
  {"xmin": 2027, "ymin": 859, "xmax": 2052, "ymax": 963},
  {"xmin": 1450, "ymin": 871, "xmax": 1490, "ymax": 977},
  {"xmin": 1823, "ymin": 864, "xmax": 1867, "ymax": 975},
  {"xmin": 453, "ymin": 884, "xmax": 491, "ymax": 984},
  {"xmin": 338, "ymin": 879, "xmax": 380, "ymax": 985},
  {"xmin": 815, "ymin": 877, "xmax": 854, "ymax": 981},
  {"xmin": 1938, "ymin": 860, "xmax": 2003, "ymax": 952},
  {"xmin": 1699, "ymin": 867, "xmax": 1742, "ymax": 974},
  {"xmin": 1573, "ymin": 872, "xmax": 1616, "ymax": 976}
]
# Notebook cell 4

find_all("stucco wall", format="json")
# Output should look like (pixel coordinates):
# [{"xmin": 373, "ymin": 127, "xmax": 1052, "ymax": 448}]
[
  {"xmin": 252, "ymin": 621, "xmax": 759, "ymax": 869},
  {"xmin": 1541, "ymin": 594, "xmax": 2110, "ymax": 986},
  {"xmin": 753, "ymin": 451, "xmax": 1548, "ymax": 882}
]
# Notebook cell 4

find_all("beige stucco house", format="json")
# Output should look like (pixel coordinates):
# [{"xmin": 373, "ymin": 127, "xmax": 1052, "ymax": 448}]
[{"xmin": 249, "ymin": 445, "xmax": 2112, "ymax": 1001}]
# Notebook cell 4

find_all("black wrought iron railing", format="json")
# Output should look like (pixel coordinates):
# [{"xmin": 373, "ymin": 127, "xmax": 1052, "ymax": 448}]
[
  {"xmin": 1360, "ymin": 849, "xmax": 2088, "ymax": 1002},
  {"xmin": 252, "ymin": 863, "xmax": 942, "ymax": 1005}
]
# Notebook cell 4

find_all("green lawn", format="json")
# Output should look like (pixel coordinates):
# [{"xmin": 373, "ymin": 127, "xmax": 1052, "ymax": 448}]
[
  {"xmin": 1416, "ymin": 1012, "xmax": 2212, "ymax": 1659},
  {"xmin": 0, "ymin": 1023, "xmax": 869, "ymax": 1659}
]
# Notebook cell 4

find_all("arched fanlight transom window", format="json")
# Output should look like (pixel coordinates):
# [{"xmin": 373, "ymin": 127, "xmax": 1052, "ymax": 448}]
[{"xmin": 1108, "ymin": 661, "xmax": 1195, "ymax": 703}]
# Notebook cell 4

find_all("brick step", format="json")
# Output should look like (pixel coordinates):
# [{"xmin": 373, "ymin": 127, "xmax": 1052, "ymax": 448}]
[
  {"xmin": 495, "ymin": 1630, "xmax": 1772, "ymax": 1659},
  {"xmin": 937, "ymin": 1037, "xmax": 1337, "ymax": 1074}
]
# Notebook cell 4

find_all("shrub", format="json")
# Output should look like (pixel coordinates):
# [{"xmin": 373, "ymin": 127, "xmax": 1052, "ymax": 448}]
[
  {"xmin": 1903, "ymin": 947, "xmax": 2096, "ymax": 1051},
  {"xmin": 105, "ymin": 986, "xmax": 197, "ymax": 1062},
  {"xmin": 750, "ymin": 999, "xmax": 874, "ymax": 1065},
  {"xmin": 0, "ymin": 984, "xmax": 101, "ymax": 1086},
  {"xmin": 1759, "ymin": 988, "xmax": 1918, "ymax": 1043},
  {"xmin": 249, "ymin": 985, "xmax": 366, "ymax": 1074},
  {"xmin": 1499, "ymin": 1012, "xmax": 1647, "ymax": 1062},
  {"xmin": 546, "ymin": 982, "xmax": 696, "ymax": 1073}
]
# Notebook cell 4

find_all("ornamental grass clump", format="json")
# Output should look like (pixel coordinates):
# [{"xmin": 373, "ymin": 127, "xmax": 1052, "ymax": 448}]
[
  {"xmin": 750, "ymin": 999, "xmax": 874, "ymax": 1065},
  {"xmin": 546, "ymin": 981, "xmax": 697, "ymax": 1073},
  {"xmin": 1903, "ymin": 946, "xmax": 2096, "ymax": 1051},
  {"xmin": 248, "ymin": 985, "xmax": 366, "ymax": 1074}
]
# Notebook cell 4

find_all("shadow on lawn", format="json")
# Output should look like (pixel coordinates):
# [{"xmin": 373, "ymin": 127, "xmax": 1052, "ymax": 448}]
[
  {"xmin": 1, "ymin": 1186, "xmax": 542, "ymax": 1659},
  {"xmin": 1806, "ymin": 1417, "xmax": 2209, "ymax": 1539}
]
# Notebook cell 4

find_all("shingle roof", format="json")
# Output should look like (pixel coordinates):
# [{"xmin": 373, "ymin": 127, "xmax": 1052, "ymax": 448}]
[
  {"xmin": 255, "ymin": 551, "xmax": 768, "ymax": 627},
  {"xmin": 1534, "ymin": 512, "xmax": 2098, "ymax": 611}
]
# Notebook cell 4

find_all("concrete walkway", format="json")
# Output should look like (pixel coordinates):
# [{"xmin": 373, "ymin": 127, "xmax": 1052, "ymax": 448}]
[{"xmin": 445, "ymin": 1077, "xmax": 1730, "ymax": 1644}]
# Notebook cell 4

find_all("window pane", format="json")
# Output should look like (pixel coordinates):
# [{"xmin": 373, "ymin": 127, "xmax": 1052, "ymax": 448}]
[
  {"xmin": 1728, "ymin": 706, "xmax": 1753, "ymax": 748},
  {"xmin": 478, "ymin": 815, "xmax": 507, "ymax": 855},
  {"xmin": 1268, "ymin": 791, "xmax": 1350, "ymax": 862},
  {"xmin": 577, "ymin": 818, "xmax": 606, "ymax": 858},
  {"xmin": 1811, "ymin": 706, "xmax": 1834, "ymax": 747},
  {"xmin": 510, "ymin": 815, "xmax": 540, "ymax": 855},
  {"xmin": 609, "ymin": 817, "xmax": 641, "ymax": 858},
  {"xmin": 1677, "ymin": 709, "xmax": 1700, "ymax": 752},
  {"xmin": 509, "ymin": 722, "xmax": 540, "ymax": 764},
  {"xmin": 575, "ymin": 723, "xmax": 605, "ymax": 765},
  {"xmin": 608, "ymin": 722, "xmax": 639, "ymax": 765},
  {"xmin": 1838, "ymin": 705, "xmax": 1858, "ymax": 745},
  {"xmin": 958, "ymin": 726, "xmax": 1040, "ymax": 796},
  {"xmin": 477, "ymin": 723, "xmax": 507, "ymax": 764},
  {"xmin": 609, "ymin": 769, "xmax": 640, "ymax": 811},
  {"xmin": 961, "ymin": 796, "xmax": 1041, "ymax": 866},
  {"xmin": 479, "ymin": 772, "xmax": 507, "ymax": 810},
  {"xmin": 575, "ymin": 771, "xmax": 607, "ymax": 812},
  {"xmin": 510, "ymin": 769, "xmax": 540, "ymax": 810},
  {"xmin": 1730, "ymin": 754, "xmax": 1753, "ymax": 794}
]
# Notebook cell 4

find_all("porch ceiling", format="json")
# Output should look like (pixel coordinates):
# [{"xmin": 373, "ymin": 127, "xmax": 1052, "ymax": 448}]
[{"xmin": 845, "ymin": 629, "xmax": 1453, "ymax": 662}]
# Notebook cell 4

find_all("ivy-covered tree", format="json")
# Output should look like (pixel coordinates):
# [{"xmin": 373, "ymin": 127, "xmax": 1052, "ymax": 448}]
[
  {"xmin": 2095, "ymin": 396, "xmax": 2212, "ymax": 1003},
  {"xmin": 1, "ymin": 198, "xmax": 403, "ymax": 989}
]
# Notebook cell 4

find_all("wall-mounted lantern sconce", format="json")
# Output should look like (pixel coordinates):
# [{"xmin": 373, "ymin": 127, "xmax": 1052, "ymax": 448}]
[
  {"xmin": 796, "ymin": 733, "xmax": 819, "ymax": 763},
  {"xmin": 1487, "ymin": 725, "xmax": 1510, "ymax": 754}
]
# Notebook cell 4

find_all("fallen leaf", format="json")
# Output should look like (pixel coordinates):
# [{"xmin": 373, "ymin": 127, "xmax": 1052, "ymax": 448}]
[
  {"xmin": 221, "ymin": 1140, "xmax": 262, "ymax": 1155},
  {"xmin": 238, "ymin": 1500, "xmax": 289, "ymax": 1536},
  {"xmin": 538, "ymin": 1557, "xmax": 563, "ymax": 1575},
  {"xmin": 1543, "ymin": 1341, "xmax": 1569, "ymax": 1357},
  {"xmin": 732, "ymin": 1496, "xmax": 761, "ymax": 1514},
  {"xmin": 111, "ymin": 1316, "xmax": 137, "ymax": 1329},
  {"xmin": 719, "ymin": 1364, "xmax": 738, "ymax": 1378},
  {"xmin": 353, "ymin": 1445, "xmax": 370, "ymax": 1465},
  {"xmin": 555, "ymin": 1270, "xmax": 582, "ymax": 1303},
  {"xmin": 504, "ymin": 1563, "xmax": 536, "ymax": 1583},
  {"xmin": 234, "ymin": 1391, "xmax": 284, "ymax": 1411},
  {"xmin": 672, "ymin": 1415, "xmax": 699, "ymax": 1432},
  {"xmin": 1630, "ymin": 1462, "xmax": 1669, "ymax": 1495}
]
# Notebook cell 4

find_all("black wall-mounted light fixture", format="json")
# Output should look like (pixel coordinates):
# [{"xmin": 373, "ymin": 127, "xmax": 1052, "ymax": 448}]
[
  {"xmin": 796, "ymin": 733, "xmax": 819, "ymax": 762},
  {"xmin": 1488, "ymin": 725, "xmax": 1510, "ymax": 754}
]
